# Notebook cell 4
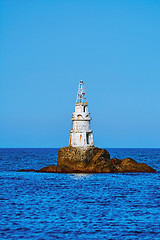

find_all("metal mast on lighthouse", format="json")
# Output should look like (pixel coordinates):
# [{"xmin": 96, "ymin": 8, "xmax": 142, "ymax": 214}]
[
  {"xmin": 76, "ymin": 80, "xmax": 87, "ymax": 103},
  {"xmin": 69, "ymin": 80, "xmax": 94, "ymax": 147}
]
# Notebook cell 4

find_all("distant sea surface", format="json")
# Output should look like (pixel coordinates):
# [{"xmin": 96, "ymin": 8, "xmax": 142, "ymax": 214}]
[{"xmin": 0, "ymin": 148, "xmax": 160, "ymax": 240}]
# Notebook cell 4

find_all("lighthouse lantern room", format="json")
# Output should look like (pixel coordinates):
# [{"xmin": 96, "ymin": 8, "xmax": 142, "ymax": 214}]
[{"xmin": 69, "ymin": 81, "xmax": 94, "ymax": 147}]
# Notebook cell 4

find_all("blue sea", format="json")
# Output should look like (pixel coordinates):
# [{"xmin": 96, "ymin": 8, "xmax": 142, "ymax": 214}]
[{"xmin": 0, "ymin": 148, "xmax": 160, "ymax": 240}]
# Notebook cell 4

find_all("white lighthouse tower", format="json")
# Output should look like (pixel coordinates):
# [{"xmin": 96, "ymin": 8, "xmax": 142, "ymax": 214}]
[{"xmin": 69, "ymin": 81, "xmax": 94, "ymax": 147}]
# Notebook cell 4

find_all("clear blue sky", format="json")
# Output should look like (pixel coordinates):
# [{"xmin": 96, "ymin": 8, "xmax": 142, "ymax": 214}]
[{"xmin": 1, "ymin": 0, "xmax": 160, "ymax": 148}]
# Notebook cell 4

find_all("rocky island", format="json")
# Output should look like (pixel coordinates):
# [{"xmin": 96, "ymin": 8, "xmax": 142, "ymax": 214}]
[
  {"xmin": 19, "ymin": 81, "xmax": 156, "ymax": 174},
  {"xmin": 19, "ymin": 146, "xmax": 156, "ymax": 173},
  {"xmin": 56, "ymin": 147, "xmax": 156, "ymax": 173}
]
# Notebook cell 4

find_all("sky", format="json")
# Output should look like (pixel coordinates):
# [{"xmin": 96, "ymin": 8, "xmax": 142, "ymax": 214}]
[{"xmin": 0, "ymin": 0, "xmax": 160, "ymax": 148}]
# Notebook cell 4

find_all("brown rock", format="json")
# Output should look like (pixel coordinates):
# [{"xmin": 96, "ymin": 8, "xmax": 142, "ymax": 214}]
[
  {"xmin": 18, "ymin": 169, "xmax": 36, "ymax": 172},
  {"xmin": 57, "ymin": 146, "xmax": 113, "ymax": 173},
  {"xmin": 113, "ymin": 158, "xmax": 156, "ymax": 173},
  {"xmin": 37, "ymin": 165, "xmax": 57, "ymax": 173}
]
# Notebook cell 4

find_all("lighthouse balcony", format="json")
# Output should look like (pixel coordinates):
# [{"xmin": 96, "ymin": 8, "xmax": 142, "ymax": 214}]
[
  {"xmin": 75, "ymin": 102, "xmax": 88, "ymax": 106},
  {"xmin": 70, "ymin": 130, "xmax": 93, "ymax": 133},
  {"xmin": 71, "ymin": 118, "xmax": 91, "ymax": 121}
]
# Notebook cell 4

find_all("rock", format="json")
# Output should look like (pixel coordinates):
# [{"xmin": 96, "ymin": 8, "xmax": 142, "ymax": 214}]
[
  {"xmin": 57, "ymin": 146, "xmax": 113, "ymax": 173},
  {"xmin": 112, "ymin": 157, "xmax": 156, "ymax": 173},
  {"xmin": 37, "ymin": 165, "xmax": 57, "ymax": 173},
  {"xmin": 18, "ymin": 169, "xmax": 36, "ymax": 172},
  {"xmin": 18, "ymin": 147, "xmax": 156, "ymax": 173}
]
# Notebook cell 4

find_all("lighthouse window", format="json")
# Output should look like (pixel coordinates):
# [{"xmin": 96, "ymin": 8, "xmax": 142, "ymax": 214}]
[
  {"xmin": 77, "ymin": 114, "xmax": 82, "ymax": 119},
  {"xmin": 86, "ymin": 133, "xmax": 89, "ymax": 144},
  {"xmin": 84, "ymin": 106, "xmax": 86, "ymax": 112}
]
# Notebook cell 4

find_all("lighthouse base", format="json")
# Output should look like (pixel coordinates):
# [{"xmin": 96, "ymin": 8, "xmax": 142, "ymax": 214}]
[{"xmin": 69, "ymin": 131, "xmax": 94, "ymax": 147}]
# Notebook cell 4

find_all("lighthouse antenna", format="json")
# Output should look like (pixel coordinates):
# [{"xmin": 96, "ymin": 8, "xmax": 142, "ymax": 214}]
[
  {"xmin": 76, "ymin": 80, "xmax": 87, "ymax": 103},
  {"xmin": 80, "ymin": 81, "xmax": 82, "ymax": 103}
]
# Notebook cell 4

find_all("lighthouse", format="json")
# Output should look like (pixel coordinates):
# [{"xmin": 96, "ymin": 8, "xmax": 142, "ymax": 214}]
[{"xmin": 69, "ymin": 81, "xmax": 94, "ymax": 147}]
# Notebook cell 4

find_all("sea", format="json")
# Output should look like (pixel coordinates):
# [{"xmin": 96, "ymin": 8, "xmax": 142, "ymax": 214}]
[{"xmin": 0, "ymin": 148, "xmax": 160, "ymax": 240}]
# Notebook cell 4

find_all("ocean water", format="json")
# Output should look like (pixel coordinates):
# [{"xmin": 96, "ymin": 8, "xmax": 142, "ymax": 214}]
[{"xmin": 0, "ymin": 148, "xmax": 160, "ymax": 240}]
